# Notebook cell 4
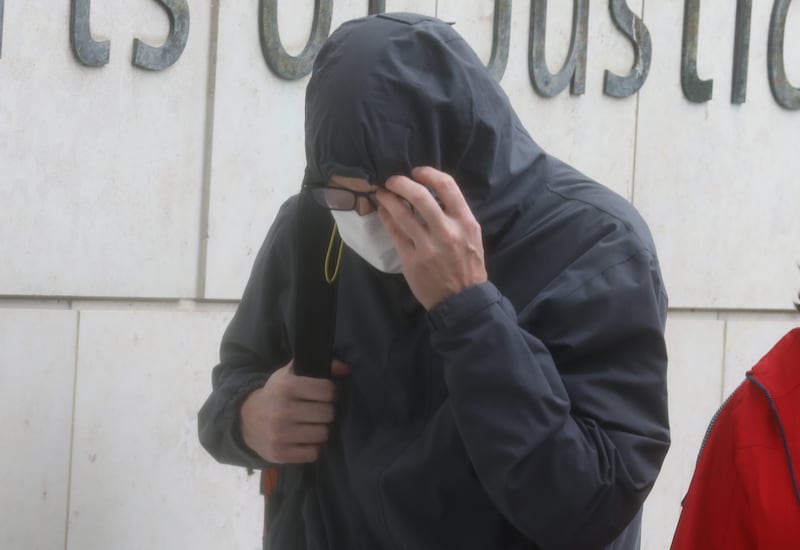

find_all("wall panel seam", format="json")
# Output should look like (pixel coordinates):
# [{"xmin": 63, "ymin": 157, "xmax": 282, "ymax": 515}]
[
  {"xmin": 0, "ymin": 298, "xmax": 238, "ymax": 309},
  {"xmin": 630, "ymin": 0, "xmax": 646, "ymax": 205},
  {"xmin": 63, "ymin": 311, "xmax": 81, "ymax": 550},
  {"xmin": 197, "ymin": 0, "xmax": 222, "ymax": 299},
  {"xmin": 719, "ymin": 319, "xmax": 728, "ymax": 404}
]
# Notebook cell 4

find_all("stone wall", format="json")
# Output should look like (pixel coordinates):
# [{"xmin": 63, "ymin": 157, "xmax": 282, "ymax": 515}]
[{"xmin": 1, "ymin": 1, "xmax": 798, "ymax": 548}]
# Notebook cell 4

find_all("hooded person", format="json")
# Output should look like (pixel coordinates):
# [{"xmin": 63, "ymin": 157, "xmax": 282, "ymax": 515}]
[{"xmin": 198, "ymin": 12, "xmax": 670, "ymax": 550}]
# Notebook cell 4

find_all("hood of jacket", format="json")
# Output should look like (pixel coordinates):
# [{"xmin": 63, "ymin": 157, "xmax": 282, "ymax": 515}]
[{"xmin": 302, "ymin": 12, "xmax": 547, "ymax": 241}]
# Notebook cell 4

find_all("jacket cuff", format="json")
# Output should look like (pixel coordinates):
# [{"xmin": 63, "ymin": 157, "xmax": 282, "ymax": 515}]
[{"xmin": 427, "ymin": 282, "xmax": 503, "ymax": 330}]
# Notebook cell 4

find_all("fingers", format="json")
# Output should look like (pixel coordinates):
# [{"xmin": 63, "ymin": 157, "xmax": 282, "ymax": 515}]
[
  {"xmin": 269, "ymin": 444, "xmax": 324, "ymax": 464},
  {"xmin": 378, "ymin": 167, "xmax": 473, "ymax": 240},
  {"xmin": 377, "ymin": 204, "xmax": 416, "ymax": 256},
  {"xmin": 274, "ymin": 419, "xmax": 332, "ymax": 445},
  {"xmin": 410, "ymin": 166, "xmax": 471, "ymax": 219},
  {"xmin": 242, "ymin": 358, "xmax": 356, "ymax": 464},
  {"xmin": 273, "ymin": 400, "xmax": 336, "ymax": 425},
  {"xmin": 331, "ymin": 359, "xmax": 352, "ymax": 379},
  {"xmin": 375, "ymin": 185, "xmax": 424, "ymax": 245},
  {"xmin": 273, "ymin": 360, "xmax": 351, "ymax": 405},
  {"xmin": 265, "ymin": 398, "xmax": 337, "ymax": 464},
  {"xmin": 381, "ymin": 175, "xmax": 447, "ymax": 236},
  {"xmin": 374, "ymin": 167, "xmax": 487, "ymax": 310},
  {"xmin": 278, "ymin": 372, "xmax": 337, "ymax": 403},
  {"xmin": 283, "ymin": 361, "xmax": 351, "ymax": 401}
]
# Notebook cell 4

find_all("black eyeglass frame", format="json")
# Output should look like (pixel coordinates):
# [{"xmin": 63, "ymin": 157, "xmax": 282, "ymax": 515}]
[{"xmin": 304, "ymin": 185, "xmax": 379, "ymax": 211}]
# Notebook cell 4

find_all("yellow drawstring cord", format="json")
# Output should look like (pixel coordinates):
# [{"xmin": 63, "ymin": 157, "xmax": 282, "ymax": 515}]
[{"xmin": 324, "ymin": 222, "xmax": 343, "ymax": 283}]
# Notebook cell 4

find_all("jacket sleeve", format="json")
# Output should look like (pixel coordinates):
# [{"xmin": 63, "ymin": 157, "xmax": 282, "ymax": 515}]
[
  {"xmin": 197, "ymin": 199, "xmax": 297, "ymax": 470},
  {"xmin": 428, "ymin": 236, "xmax": 670, "ymax": 549}
]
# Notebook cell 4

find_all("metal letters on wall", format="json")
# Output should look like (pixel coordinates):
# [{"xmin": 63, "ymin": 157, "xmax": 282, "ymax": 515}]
[
  {"xmin": 132, "ymin": 0, "xmax": 190, "ymax": 71},
  {"xmin": 259, "ymin": 0, "xmax": 333, "ymax": 80},
  {"xmin": 368, "ymin": 0, "xmax": 385, "ymax": 14},
  {"xmin": 487, "ymin": 0, "xmax": 511, "ymax": 82},
  {"xmin": 768, "ymin": 0, "xmax": 800, "ymax": 110},
  {"xmin": 681, "ymin": 0, "xmax": 714, "ymax": 102},
  {"xmin": 731, "ymin": 0, "xmax": 752, "ymax": 104},
  {"xmin": 604, "ymin": 0, "xmax": 651, "ymax": 98},
  {"xmin": 681, "ymin": 0, "xmax": 713, "ymax": 102},
  {"xmin": 529, "ymin": 0, "xmax": 590, "ymax": 97},
  {"xmin": 70, "ymin": 0, "xmax": 111, "ymax": 66},
  {"xmin": 3, "ymin": 1, "xmax": 797, "ymax": 109}
]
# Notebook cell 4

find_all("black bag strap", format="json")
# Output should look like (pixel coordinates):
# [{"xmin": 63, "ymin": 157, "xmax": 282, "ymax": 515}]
[
  {"xmin": 293, "ymin": 188, "xmax": 339, "ymax": 378},
  {"xmin": 263, "ymin": 189, "xmax": 340, "ymax": 550}
]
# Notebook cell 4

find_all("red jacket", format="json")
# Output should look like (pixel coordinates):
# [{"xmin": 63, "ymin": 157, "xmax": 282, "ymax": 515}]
[{"xmin": 671, "ymin": 328, "xmax": 800, "ymax": 549}]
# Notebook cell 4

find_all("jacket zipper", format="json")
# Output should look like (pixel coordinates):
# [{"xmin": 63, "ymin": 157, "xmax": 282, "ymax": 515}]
[
  {"xmin": 745, "ymin": 373, "xmax": 800, "ymax": 506},
  {"xmin": 694, "ymin": 381, "xmax": 744, "ymax": 464},
  {"xmin": 692, "ymin": 375, "xmax": 800, "ymax": 508}
]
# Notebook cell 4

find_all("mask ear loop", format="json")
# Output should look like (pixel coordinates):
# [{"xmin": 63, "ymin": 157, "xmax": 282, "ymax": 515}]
[{"xmin": 324, "ymin": 222, "xmax": 344, "ymax": 283}]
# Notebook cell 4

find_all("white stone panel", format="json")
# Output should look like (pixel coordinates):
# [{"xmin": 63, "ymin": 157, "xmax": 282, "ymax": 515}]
[
  {"xmin": 642, "ymin": 317, "xmax": 725, "ymax": 550},
  {"xmin": 67, "ymin": 311, "xmax": 262, "ymax": 550},
  {"xmin": 437, "ymin": 0, "xmax": 641, "ymax": 202},
  {"xmin": 0, "ymin": 310, "xmax": 77, "ymax": 550},
  {"xmin": 0, "ymin": 1, "xmax": 210, "ymax": 298},
  {"xmin": 387, "ymin": 0, "xmax": 437, "ymax": 15},
  {"xmin": 634, "ymin": 1, "xmax": 800, "ymax": 309},
  {"xmin": 722, "ymin": 319, "xmax": 798, "ymax": 397},
  {"xmin": 205, "ymin": 1, "xmax": 437, "ymax": 299}
]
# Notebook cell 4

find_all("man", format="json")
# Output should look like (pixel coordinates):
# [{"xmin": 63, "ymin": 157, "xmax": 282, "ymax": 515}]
[{"xmin": 199, "ymin": 13, "xmax": 669, "ymax": 550}]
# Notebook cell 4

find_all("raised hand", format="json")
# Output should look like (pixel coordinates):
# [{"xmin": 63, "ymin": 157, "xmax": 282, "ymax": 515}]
[{"xmin": 376, "ymin": 166, "xmax": 487, "ymax": 310}]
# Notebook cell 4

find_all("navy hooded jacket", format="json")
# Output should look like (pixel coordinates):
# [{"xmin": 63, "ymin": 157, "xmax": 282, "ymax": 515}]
[{"xmin": 198, "ymin": 13, "xmax": 670, "ymax": 550}]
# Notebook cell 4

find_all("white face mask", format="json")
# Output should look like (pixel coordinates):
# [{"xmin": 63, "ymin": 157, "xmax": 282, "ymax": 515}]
[{"xmin": 331, "ymin": 210, "xmax": 403, "ymax": 274}]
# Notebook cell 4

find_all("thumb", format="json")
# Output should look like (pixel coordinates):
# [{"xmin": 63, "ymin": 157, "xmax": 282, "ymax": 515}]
[{"xmin": 331, "ymin": 359, "xmax": 352, "ymax": 379}]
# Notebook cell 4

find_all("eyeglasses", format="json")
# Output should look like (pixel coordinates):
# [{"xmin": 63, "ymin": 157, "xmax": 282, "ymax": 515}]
[{"xmin": 306, "ymin": 186, "xmax": 379, "ymax": 211}]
